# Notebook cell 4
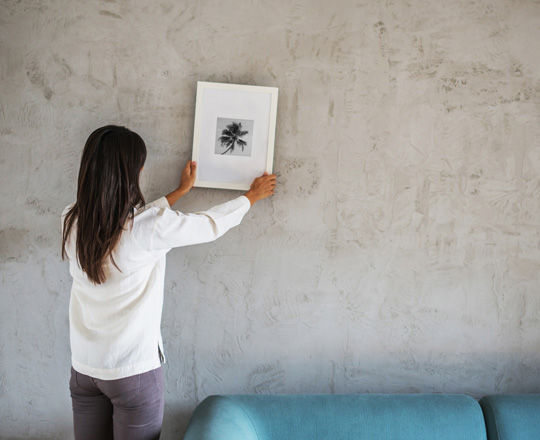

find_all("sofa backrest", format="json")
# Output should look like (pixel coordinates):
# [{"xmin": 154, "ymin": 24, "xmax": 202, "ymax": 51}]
[
  {"xmin": 184, "ymin": 393, "xmax": 487, "ymax": 440},
  {"xmin": 480, "ymin": 394, "xmax": 540, "ymax": 440}
]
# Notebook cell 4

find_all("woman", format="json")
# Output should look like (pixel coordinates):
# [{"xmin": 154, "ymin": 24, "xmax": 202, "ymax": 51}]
[{"xmin": 61, "ymin": 125, "xmax": 276, "ymax": 440}]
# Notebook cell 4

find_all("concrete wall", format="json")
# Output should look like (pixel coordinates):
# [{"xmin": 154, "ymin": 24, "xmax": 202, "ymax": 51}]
[{"xmin": 1, "ymin": 0, "xmax": 539, "ymax": 437}]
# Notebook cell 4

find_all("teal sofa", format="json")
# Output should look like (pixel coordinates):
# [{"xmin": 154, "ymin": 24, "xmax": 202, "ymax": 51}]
[
  {"xmin": 183, "ymin": 393, "xmax": 540, "ymax": 440},
  {"xmin": 480, "ymin": 394, "xmax": 540, "ymax": 440},
  {"xmin": 183, "ymin": 393, "xmax": 486, "ymax": 439}
]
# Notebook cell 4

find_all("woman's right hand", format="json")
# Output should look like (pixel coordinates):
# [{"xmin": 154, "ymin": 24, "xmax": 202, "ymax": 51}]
[{"xmin": 244, "ymin": 172, "xmax": 277, "ymax": 205}]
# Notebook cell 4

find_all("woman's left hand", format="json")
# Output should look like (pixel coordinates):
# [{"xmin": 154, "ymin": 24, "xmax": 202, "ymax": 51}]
[{"xmin": 178, "ymin": 160, "xmax": 197, "ymax": 193}]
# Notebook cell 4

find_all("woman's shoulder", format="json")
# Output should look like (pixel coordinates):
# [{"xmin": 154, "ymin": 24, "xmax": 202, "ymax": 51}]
[
  {"xmin": 61, "ymin": 202, "xmax": 76, "ymax": 235},
  {"xmin": 129, "ymin": 197, "xmax": 172, "ymax": 252},
  {"xmin": 131, "ymin": 196, "xmax": 171, "ymax": 229},
  {"xmin": 61, "ymin": 202, "xmax": 75, "ymax": 217},
  {"xmin": 135, "ymin": 196, "xmax": 170, "ymax": 215}
]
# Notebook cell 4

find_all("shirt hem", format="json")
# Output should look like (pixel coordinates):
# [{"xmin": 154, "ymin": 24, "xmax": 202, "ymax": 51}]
[{"xmin": 72, "ymin": 357, "xmax": 162, "ymax": 380}]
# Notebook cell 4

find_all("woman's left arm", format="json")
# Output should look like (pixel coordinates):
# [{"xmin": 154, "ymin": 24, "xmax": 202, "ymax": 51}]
[
  {"xmin": 165, "ymin": 160, "xmax": 197, "ymax": 207},
  {"xmin": 165, "ymin": 186, "xmax": 189, "ymax": 207}
]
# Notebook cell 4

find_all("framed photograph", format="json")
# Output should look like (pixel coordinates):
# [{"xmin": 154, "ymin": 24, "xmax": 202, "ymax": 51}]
[{"xmin": 191, "ymin": 81, "xmax": 278, "ymax": 190}]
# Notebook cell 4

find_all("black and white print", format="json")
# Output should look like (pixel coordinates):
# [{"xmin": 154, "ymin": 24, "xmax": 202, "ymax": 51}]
[{"xmin": 214, "ymin": 117, "xmax": 254, "ymax": 156}]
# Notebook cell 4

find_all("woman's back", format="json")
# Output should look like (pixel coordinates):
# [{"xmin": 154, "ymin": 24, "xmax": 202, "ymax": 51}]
[{"xmin": 62, "ymin": 196, "xmax": 173, "ymax": 379}]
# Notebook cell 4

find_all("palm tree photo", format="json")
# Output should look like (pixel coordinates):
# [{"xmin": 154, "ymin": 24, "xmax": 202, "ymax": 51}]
[{"xmin": 218, "ymin": 121, "xmax": 249, "ymax": 155}]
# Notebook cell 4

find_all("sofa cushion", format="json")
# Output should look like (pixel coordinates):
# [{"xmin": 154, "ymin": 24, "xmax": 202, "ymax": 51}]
[
  {"xmin": 184, "ymin": 393, "xmax": 486, "ymax": 440},
  {"xmin": 183, "ymin": 395, "xmax": 259, "ymax": 440},
  {"xmin": 480, "ymin": 394, "xmax": 540, "ymax": 440}
]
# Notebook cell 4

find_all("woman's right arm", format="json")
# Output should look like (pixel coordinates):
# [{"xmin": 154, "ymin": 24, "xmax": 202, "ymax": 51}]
[
  {"xmin": 134, "ymin": 164, "xmax": 276, "ymax": 252},
  {"xmin": 243, "ymin": 172, "xmax": 277, "ymax": 206},
  {"xmin": 141, "ymin": 195, "xmax": 252, "ymax": 250}
]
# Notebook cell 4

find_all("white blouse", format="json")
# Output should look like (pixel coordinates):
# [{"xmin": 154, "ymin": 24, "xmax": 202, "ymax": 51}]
[{"xmin": 61, "ymin": 194, "xmax": 251, "ymax": 380}]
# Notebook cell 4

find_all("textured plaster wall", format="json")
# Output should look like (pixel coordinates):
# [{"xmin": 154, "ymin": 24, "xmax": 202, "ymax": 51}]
[{"xmin": 1, "ymin": 0, "xmax": 540, "ymax": 438}]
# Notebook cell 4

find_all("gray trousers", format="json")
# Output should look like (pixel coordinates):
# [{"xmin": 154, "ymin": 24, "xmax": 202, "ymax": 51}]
[{"xmin": 69, "ymin": 365, "xmax": 164, "ymax": 440}]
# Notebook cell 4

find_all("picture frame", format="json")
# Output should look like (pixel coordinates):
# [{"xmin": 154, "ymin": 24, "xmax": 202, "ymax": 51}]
[{"xmin": 191, "ymin": 81, "xmax": 278, "ymax": 191}]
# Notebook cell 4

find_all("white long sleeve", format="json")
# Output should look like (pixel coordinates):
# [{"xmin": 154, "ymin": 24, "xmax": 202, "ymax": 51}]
[
  {"xmin": 62, "ymin": 194, "xmax": 251, "ymax": 380},
  {"xmin": 133, "ymin": 195, "xmax": 251, "ymax": 252}
]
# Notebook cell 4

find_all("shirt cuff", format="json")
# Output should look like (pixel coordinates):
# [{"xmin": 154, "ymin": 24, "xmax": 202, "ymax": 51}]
[
  {"xmin": 147, "ymin": 196, "xmax": 170, "ymax": 210},
  {"xmin": 238, "ymin": 195, "xmax": 252, "ymax": 209}
]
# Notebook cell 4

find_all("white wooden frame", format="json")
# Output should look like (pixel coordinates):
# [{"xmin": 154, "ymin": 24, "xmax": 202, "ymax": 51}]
[{"xmin": 191, "ymin": 81, "xmax": 278, "ymax": 191}]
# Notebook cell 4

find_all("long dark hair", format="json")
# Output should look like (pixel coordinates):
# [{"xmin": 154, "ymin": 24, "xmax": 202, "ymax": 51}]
[{"xmin": 61, "ymin": 125, "xmax": 147, "ymax": 284}]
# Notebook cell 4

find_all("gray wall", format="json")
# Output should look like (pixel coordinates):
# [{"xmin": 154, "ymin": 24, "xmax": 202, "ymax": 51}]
[{"xmin": 1, "ymin": 0, "xmax": 539, "ymax": 438}]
